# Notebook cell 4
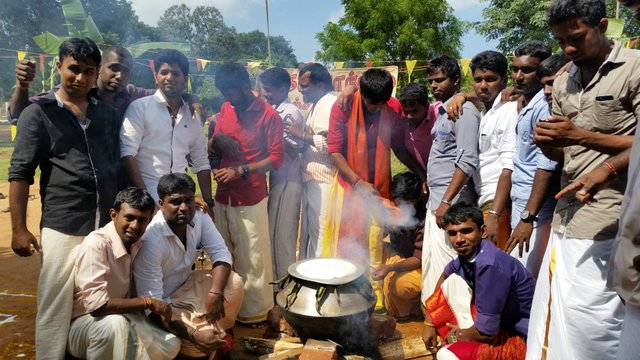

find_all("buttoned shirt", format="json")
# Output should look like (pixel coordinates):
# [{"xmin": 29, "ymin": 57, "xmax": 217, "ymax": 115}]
[
  {"xmin": 71, "ymin": 222, "xmax": 142, "ymax": 319},
  {"xmin": 404, "ymin": 102, "xmax": 442, "ymax": 171},
  {"xmin": 214, "ymin": 97, "xmax": 285, "ymax": 206},
  {"xmin": 551, "ymin": 41, "xmax": 640, "ymax": 240},
  {"xmin": 511, "ymin": 90, "xmax": 560, "ymax": 221},
  {"xmin": 270, "ymin": 98, "xmax": 305, "ymax": 185},
  {"xmin": 120, "ymin": 90, "xmax": 210, "ymax": 202},
  {"xmin": 133, "ymin": 210, "xmax": 232, "ymax": 303},
  {"xmin": 301, "ymin": 92, "xmax": 339, "ymax": 184},
  {"xmin": 444, "ymin": 239, "xmax": 535, "ymax": 337},
  {"xmin": 426, "ymin": 97, "xmax": 480, "ymax": 211},
  {"xmin": 473, "ymin": 94, "xmax": 518, "ymax": 206}
]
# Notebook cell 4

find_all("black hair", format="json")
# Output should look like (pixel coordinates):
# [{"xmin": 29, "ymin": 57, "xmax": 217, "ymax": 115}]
[
  {"xmin": 398, "ymin": 82, "xmax": 429, "ymax": 106},
  {"xmin": 102, "ymin": 45, "xmax": 133, "ymax": 63},
  {"xmin": 215, "ymin": 62, "xmax": 251, "ymax": 92},
  {"xmin": 390, "ymin": 172, "xmax": 422, "ymax": 202},
  {"xmin": 259, "ymin": 66, "xmax": 291, "ymax": 90},
  {"xmin": 58, "ymin": 37, "xmax": 101, "ymax": 66},
  {"xmin": 112, "ymin": 187, "xmax": 155, "ymax": 213},
  {"xmin": 470, "ymin": 50, "xmax": 508, "ymax": 79},
  {"xmin": 157, "ymin": 173, "xmax": 196, "ymax": 200},
  {"xmin": 298, "ymin": 63, "xmax": 333, "ymax": 92},
  {"xmin": 428, "ymin": 55, "xmax": 461, "ymax": 79},
  {"xmin": 537, "ymin": 52, "xmax": 571, "ymax": 79},
  {"xmin": 155, "ymin": 49, "xmax": 189, "ymax": 76},
  {"xmin": 359, "ymin": 68, "xmax": 393, "ymax": 104},
  {"xmin": 547, "ymin": 0, "xmax": 606, "ymax": 27},
  {"xmin": 514, "ymin": 41, "xmax": 553, "ymax": 62},
  {"xmin": 443, "ymin": 202, "xmax": 484, "ymax": 229}
]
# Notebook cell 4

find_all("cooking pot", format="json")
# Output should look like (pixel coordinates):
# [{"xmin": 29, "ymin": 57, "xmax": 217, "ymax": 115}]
[{"xmin": 275, "ymin": 258, "xmax": 377, "ymax": 345}]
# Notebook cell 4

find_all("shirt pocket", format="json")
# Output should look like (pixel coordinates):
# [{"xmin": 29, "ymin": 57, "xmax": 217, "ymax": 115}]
[{"xmin": 591, "ymin": 97, "xmax": 625, "ymax": 133}]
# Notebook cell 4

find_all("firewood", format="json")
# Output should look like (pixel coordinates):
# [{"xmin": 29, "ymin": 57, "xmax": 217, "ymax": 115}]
[
  {"xmin": 299, "ymin": 339, "xmax": 338, "ymax": 360},
  {"xmin": 259, "ymin": 348, "xmax": 304, "ymax": 360},
  {"xmin": 377, "ymin": 336, "xmax": 431, "ymax": 360},
  {"xmin": 242, "ymin": 337, "xmax": 304, "ymax": 355}
]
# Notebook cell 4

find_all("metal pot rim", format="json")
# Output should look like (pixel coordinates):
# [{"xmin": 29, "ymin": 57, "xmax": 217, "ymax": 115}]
[{"xmin": 287, "ymin": 257, "xmax": 365, "ymax": 285}]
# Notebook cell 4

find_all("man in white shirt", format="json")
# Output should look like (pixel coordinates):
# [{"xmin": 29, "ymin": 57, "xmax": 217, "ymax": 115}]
[
  {"xmin": 120, "ymin": 49, "xmax": 213, "ymax": 207},
  {"xmin": 469, "ymin": 51, "xmax": 518, "ymax": 248},
  {"xmin": 133, "ymin": 173, "xmax": 244, "ymax": 358},
  {"xmin": 286, "ymin": 63, "xmax": 338, "ymax": 259}
]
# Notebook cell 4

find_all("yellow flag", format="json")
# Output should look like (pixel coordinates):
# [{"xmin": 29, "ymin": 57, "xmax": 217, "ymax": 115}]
[
  {"xmin": 201, "ymin": 59, "xmax": 210, "ymax": 71},
  {"xmin": 334, "ymin": 61, "xmax": 344, "ymax": 69},
  {"xmin": 405, "ymin": 60, "xmax": 417, "ymax": 81},
  {"xmin": 17, "ymin": 51, "xmax": 27, "ymax": 60},
  {"xmin": 11, "ymin": 125, "xmax": 17, "ymax": 141},
  {"xmin": 187, "ymin": 77, "xmax": 192, "ymax": 93},
  {"xmin": 460, "ymin": 58, "xmax": 472, "ymax": 77}
]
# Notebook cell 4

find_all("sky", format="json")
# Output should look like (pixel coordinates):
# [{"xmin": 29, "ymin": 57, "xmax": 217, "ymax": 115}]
[{"xmin": 129, "ymin": 0, "xmax": 500, "ymax": 62}]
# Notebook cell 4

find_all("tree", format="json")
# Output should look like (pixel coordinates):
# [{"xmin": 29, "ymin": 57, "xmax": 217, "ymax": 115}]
[
  {"xmin": 236, "ymin": 30, "xmax": 298, "ymax": 67},
  {"xmin": 315, "ymin": 0, "xmax": 467, "ymax": 62},
  {"xmin": 476, "ymin": 0, "xmax": 640, "ymax": 53}
]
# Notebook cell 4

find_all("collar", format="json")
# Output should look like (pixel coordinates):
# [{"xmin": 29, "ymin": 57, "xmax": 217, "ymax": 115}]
[
  {"xmin": 276, "ymin": 97, "xmax": 292, "ymax": 112},
  {"xmin": 521, "ymin": 89, "xmax": 546, "ymax": 115},
  {"xmin": 50, "ymin": 89, "xmax": 98, "ymax": 108},
  {"xmin": 152, "ymin": 89, "xmax": 186, "ymax": 108},
  {"xmin": 485, "ymin": 92, "xmax": 506, "ymax": 115},
  {"xmin": 104, "ymin": 222, "xmax": 135, "ymax": 259},
  {"xmin": 568, "ymin": 40, "xmax": 622, "ymax": 81}
]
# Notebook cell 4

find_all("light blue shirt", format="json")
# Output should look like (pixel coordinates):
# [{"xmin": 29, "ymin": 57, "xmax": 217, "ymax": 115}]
[{"xmin": 510, "ymin": 89, "xmax": 560, "ymax": 221}]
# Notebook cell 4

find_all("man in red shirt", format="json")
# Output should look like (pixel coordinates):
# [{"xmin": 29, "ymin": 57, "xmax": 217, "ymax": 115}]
[{"xmin": 211, "ymin": 62, "xmax": 285, "ymax": 324}]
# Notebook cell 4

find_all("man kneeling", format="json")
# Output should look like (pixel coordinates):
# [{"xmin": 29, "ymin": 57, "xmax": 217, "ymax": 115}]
[
  {"xmin": 422, "ymin": 203, "xmax": 535, "ymax": 360},
  {"xmin": 68, "ymin": 187, "xmax": 181, "ymax": 359},
  {"xmin": 134, "ymin": 173, "xmax": 244, "ymax": 358}
]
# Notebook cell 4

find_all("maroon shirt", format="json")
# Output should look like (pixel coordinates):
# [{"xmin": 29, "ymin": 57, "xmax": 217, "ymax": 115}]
[{"xmin": 214, "ymin": 97, "xmax": 284, "ymax": 206}]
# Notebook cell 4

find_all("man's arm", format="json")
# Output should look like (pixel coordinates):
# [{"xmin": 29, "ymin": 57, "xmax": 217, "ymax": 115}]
[
  {"xmin": 10, "ymin": 179, "xmax": 40, "ymax": 256},
  {"xmin": 393, "ymin": 146, "xmax": 428, "ymax": 193},
  {"xmin": 120, "ymin": 156, "xmax": 146, "ymax": 189},
  {"xmin": 120, "ymin": 103, "xmax": 146, "ymax": 189},
  {"xmin": 8, "ymin": 60, "xmax": 37, "ymax": 122},
  {"xmin": 485, "ymin": 169, "xmax": 512, "ymax": 244},
  {"xmin": 435, "ymin": 169, "xmax": 472, "ymax": 229}
]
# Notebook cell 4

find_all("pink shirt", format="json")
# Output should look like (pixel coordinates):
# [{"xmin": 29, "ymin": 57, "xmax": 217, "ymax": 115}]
[
  {"xmin": 71, "ymin": 222, "xmax": 142, "ymax": 319},
  {"xmin": 403, "ymin": 102, "xmax": 441, "ymax": 171}
]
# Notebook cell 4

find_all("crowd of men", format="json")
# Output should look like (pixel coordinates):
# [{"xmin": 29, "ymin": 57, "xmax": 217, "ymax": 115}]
[{"xmin": 6, "ymin": 0, "xmax": 640, "ymax": 359}]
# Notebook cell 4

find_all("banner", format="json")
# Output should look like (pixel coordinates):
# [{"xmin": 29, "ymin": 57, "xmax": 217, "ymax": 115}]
[{"xmin": 283, "ymin": 66, "xmax": 399, "ymax": 113}]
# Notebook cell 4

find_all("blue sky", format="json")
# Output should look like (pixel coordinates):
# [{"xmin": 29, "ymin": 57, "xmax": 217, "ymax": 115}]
[{"xmin": 129, "ymin": 0, "xmax": 500, "ymax": 62}]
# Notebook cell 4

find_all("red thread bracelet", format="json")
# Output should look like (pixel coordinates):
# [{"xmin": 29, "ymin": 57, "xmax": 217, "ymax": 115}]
[{"xmin": 604, "ymin": 161, "xmax": 618, "ymax": 177}]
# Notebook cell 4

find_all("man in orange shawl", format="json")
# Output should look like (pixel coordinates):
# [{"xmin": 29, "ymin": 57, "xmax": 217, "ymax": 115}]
[{"xmin": 325, "ymin": 69, "xmax": 425, "ymax": 305}]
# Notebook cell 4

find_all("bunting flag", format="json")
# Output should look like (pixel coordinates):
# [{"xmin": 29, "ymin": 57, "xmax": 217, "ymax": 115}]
[
  {"xmin": 606, "ymin": 18, "xmax": 625, "ymax": 39},
  {"xmin": 188, "ymin": 77, "xmax": 192, "ymax": 93},
  {"xmin": 334, "ymin": 61, "xmax": 344, "ymax": 69},
  {"xmin": 365, "ymin": 61, "xmax": 374, "ymax": 68},
  {"xmin": 460, "ymin": 58, "xmax": 472, "ymax": 77},
  {"xmin": 405, "ymin": 60, "xmax": 417, "ymax": 82},
  {"xmin": 11, "ymin": 125, "xmax": 17, "ymax": 142},
  {"xmin": 201, "ymin": 59, "xmax": 210, "ymax": 71},
  {"xmin": 40, "ymin": 54, "xmax": 46, "ymax": 92},
  {"xmin": 196, "ymin": 59, "xmax": 202, "ymax": 72},
  {"xmin": 17, "ymin": 51, "xmax": 27, "ymax": 60},
  {"xmin": 148, "ymin": 59, "xmax": 155, "ymax": 74}
]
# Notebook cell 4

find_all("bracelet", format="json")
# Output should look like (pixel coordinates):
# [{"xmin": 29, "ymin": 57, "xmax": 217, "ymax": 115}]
[
  {"xmin": 142, "ymin": 297, "xmax": 152, "ymax": 310},
  {"xmin": 441, "ymin": 198, "xmax": 452, "ymax": 206},
  {"xmin": 423, "ymin": 320, "xmax": 436, "ymax": 328},
  {"xmin": 450, "ymin": 329, "xmax": 458, "ymax": 343},
  {"xmin": 208, "ymin": 291, "xmax": 229, "ymax": 304},
  {"xmin": 487, "ymin": 209, "xmax": 501, "ymax": 217},
  {"xmin": 604, "ymin": 161, "xmax": 618, "ymax": 177},
  {"xmin": 352, "ymin": 177, "xmax": 362, "ymax": 186}
]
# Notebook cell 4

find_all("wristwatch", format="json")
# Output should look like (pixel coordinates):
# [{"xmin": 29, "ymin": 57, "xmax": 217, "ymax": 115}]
[
  {"xmin": 204, "ymin": 197, "xmax": 215, "ymax": 208},
  {"xmin": 520, "ymin": 210, "xmax": 538, "ymax": 223},
  {"xmin": 241, "ymin": 164, "xmax": 250, "ymax": 180}
]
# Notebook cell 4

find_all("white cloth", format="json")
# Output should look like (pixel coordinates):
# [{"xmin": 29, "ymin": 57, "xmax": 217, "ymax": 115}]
[
  {"xmin": 36, "ymin": 227, "xmax": 84, "ymax": 360},
  {"xmin": 301, "ymin": 92, "xmax": 338, "ymax": 184},
  {"xmin": 299, "ymin": 180, "xmax": 333, "ymax": 259},
  {"xmin": 213, "ymin": 197, "xmax": 274, "ymax": 323},
  {"xmin": 134, "ymin": 210, "xmax": 232, "ymax": 303},
  {"xmin": 433, "ymin": 274, "xmax": 475, "ymax": 360},
  {"xmin": 67, "ymin": 312, "xmax": 180, "ymax": 360},
  {"xmin": 526, "ymin": 231, "xmax": 624, "ymax": 360},
  {"xmin": 120, "ymin": 90, "xmax": 210, "ymax": 202},
  {"xmin": 268, "ymin": 181, "xmax": 302, "ymax": 281},
  {"xmin": 617, "ymin": 304, "xmax": 640, "ymax": 360},
  {"xmin": 473, "ymin": 95, "xmax": 518, "ymax": 206},
  {"xmin": 421, "ymin": 209, "xmax": 458, "ymax": 304},
  {"xmin": 509, "ymin": 214, "xmax": 551, "ymax": 279}
]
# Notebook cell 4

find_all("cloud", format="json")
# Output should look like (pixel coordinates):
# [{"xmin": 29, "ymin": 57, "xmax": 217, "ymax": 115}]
[
  {"xmin": 328, "ymin": 6, "xmax": 345, "ymax": 23},
  {"xmin": 129, "ymin": 0, "xmax": 261, "ymax": 26},
  {"xmin": 447, "ymin": 0, "xmax": 481, "ymax": 11}
]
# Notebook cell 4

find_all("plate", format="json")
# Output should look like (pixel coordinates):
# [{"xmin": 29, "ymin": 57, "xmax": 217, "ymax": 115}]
[{"xmin": 288, "ymin": 257, "xmax": 365, "ymax": 285}]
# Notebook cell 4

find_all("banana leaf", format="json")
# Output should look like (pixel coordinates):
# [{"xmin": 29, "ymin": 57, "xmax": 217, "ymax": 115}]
[
  {"xmin": 33, "ymin": 32, "xmax": 67, "ymax": 55},
  {"xmin": 128, "ymin": 42, "xmax": 192, "ymax": 58}
]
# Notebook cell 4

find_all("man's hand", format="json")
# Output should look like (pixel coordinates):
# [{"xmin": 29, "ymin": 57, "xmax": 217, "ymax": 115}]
[
  {"xmin": 446, "ymin": 94, "xmax": 466, "ymax": 120},
  {"xmin": 191, "ymin": 328, "xmax": 226, "ymax": 354},
  {"xmin": 444, "ymin": 323, "xmax": 460, "ymax": 344},
  {"xmin": 11, "ymin": 229, "xmax": 40, "ymax": 257},
  {"xmin": 506, "ymin": 221, "xmax": 533, "ymax": 256},
  {"xmin": 371, "ymin": 264, "xmax": 392, "ymax": 281},
  {"xmin": 284, "ymin": 115, "xmax": 310, "ymax": 140},
  {"xmin": 534, "ymin": 115, "xmax": 584, "ymax": 148},
  {"xmin": 213, "ymin": 167, "xmax": 240, "ymax": 184},
  {"xmin": 211, "ymin": 133, "xmax": 240, "ymax": 157},
  {"xmin": 205, "ymin": 292, "xmax": 225, "ymax": 323},
  {"xmin": 16, "ymin": 59, "xmax": 36, "ymax": 88},
  {"xmin": 501, "ymin": 86, "xmax": 518, "ymax": 103},
  {"xmin": 484, "ymin": 214, "xmax": 499, "ymax": 246},
  {"xmin": 150, "ymin": 299, "xmax": 173, "ymax": 329},
  {"xmin": 555, "ymin": 163, "xmax": 612, "ymax": 204},
  {"xmin": 422, "ymin": 325, "xmax": 439, "ymax": 353},
  {"xmin": 435, "ymin": 202, "xmax": 450, "ymax": 229},
  {"xmin": 337, "ymin": 85, "xmax": 357, "ymax": 110},
  {"xmin": 354, "ymin": 180, "xmax": 377, "ymax": 197}
]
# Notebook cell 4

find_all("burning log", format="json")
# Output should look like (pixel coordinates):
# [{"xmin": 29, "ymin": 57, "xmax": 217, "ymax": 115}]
[
  {"xmin": 241, "ymin": 337, "xmax": 303, "ymax": 355},
  {"xmin": 377, "ymin": 336, "xmax": 431, "ymax": 360},
  {"xmin": 259, "ymin": 348, "xmax": 304, "ymax": 360},
  {"xmin": 299, "ymin": 339, "xmax": 338, "ymax": 360}
]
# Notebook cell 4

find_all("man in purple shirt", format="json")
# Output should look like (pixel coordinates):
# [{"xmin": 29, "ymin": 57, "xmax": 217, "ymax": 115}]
[{"xmin": 422, "ymin": 203, "xmax": 535, "ymax": 359}]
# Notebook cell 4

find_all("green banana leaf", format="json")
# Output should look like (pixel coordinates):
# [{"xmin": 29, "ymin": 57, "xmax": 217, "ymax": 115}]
[{"xmin": 33, "ymin": 32, "xmax": 67, "ymax": 55}]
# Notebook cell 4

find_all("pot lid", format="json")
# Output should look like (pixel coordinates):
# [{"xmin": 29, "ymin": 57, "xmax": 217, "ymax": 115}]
[{"xmin": 288, "ymin": 257, "xmax": 365, "ymax": 285}]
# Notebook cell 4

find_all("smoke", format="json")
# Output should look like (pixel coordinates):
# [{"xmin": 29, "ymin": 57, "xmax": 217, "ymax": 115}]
[{"xmin": 354, "ymin": 187, "xmax": 419, "ymax": 229}]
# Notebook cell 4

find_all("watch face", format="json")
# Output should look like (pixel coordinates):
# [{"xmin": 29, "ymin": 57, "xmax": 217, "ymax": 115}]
[{"xmin": 521, "ymin": 210, "xmax": 531, "ymax": 220}]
